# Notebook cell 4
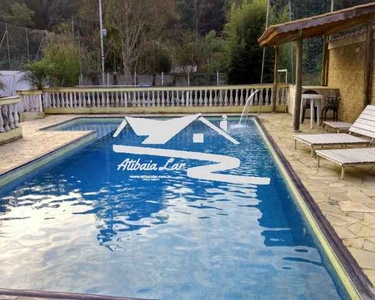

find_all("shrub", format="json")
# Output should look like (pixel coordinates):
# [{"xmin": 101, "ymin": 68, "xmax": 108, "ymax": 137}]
[
  {"xmin": 21, "ymin": 60, "xmax": 50, "ymax": 90},
  {"xmin": 43, "ymin": 41, "xmax": 80, "ymax": 87}
]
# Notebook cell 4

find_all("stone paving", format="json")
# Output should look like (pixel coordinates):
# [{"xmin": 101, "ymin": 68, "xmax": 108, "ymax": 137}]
[
  {"xmin": 0, "ymin": 115, "xmax": 86, "ymax": 175},
  {"xmin": 0, "ymin": 113, "xmax": 375, "ymax": 298}
]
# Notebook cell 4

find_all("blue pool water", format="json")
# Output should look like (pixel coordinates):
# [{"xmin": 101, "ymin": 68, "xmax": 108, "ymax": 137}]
[{"xmin": 0, "ymin": 117, "xmax": 348, "ymax": 299}]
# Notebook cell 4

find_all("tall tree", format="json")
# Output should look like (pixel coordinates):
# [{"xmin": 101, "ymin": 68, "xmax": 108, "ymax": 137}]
[
  {"xmin": 105, "ymin": 0, "xmax": 176, "ymax": 80},
  {"xmin": 177, "ymin": 0, "xmax": 226, "ymax": 35},
  {"xmin": 224, "ymin": 0, "xmax": 273, "ymax": 84},
  {"xmin": 24, "ymin": 0, "xmax": 80, "ymax": 30},
  {"xmin": 0, "ymin": 0, "xmax": 35, "ymax": 27}
]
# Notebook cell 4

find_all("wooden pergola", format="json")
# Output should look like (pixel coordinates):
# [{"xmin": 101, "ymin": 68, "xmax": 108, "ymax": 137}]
[{"xmin": 258, "ymin": 3, "xmax": 375, "ymax": 131}]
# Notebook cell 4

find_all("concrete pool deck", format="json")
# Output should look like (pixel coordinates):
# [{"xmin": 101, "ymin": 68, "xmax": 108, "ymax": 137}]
[{"xmin": 0, "ymin": 113, "xmax": 375, "ymax": 295}]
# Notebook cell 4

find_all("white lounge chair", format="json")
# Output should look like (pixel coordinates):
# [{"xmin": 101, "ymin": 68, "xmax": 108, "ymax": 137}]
[
  {"xmin": 294, "ymin": 105, "xmax": 375, "ymax": 156},
  {"xmin": 316, "ymin": 148, "xmax": 375, "ymax": 179}
]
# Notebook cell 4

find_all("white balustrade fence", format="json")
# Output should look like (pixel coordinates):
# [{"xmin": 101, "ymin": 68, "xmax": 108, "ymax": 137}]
[
  {"xmin": 17, "ymin": 91, "xmax": 43, "ymax": 113},
  {"xmin": 0, "ymin": 96, "xmax": 21, "ymax": 133},
  {"xmin": 37, "ymin": 85, "xmax": 288, "ymax": 109}
]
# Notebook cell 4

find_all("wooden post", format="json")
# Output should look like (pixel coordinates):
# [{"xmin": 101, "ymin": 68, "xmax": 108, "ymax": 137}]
[
  {"xmin": 272, "ymin": 46, "xmax": 280, "ymax": 112},
  {"xmin": 293, "ymin": 34, "xmax": 303, "ymax": 132},
  {"xmin": 364, "ymin": 20, "xmax": 373, "ymax": 107},
  {"xmin": 321, "ymin": 36, "xmax": 329, "ymax": 86}
]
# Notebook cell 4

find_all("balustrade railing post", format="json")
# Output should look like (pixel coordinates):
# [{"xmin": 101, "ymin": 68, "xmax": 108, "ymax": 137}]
[
  {"xmin": 0, "ymin": 110, "xmax": 5, "ymax": 133},
  {"xmin": 39, "ymin": 93, "xmax": 43, "ymax": 112},
  {"xmin": 13, "ymin": 103, "xmax": 20, "ymax": 127},
  {"xmin": 9, "ymin": 105, "xmax": 15, "ymax": 129},
  {"xmin": 2, "ymin": 106, "xmax": 10, "ymax": 131},
  {"xmin": 124, "ymin": 92, "xmax": 128, "ymax": 107}
]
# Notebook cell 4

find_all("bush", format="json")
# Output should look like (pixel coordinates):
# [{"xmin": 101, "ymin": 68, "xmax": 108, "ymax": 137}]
[
  {"xmin": 20, "ymin": 31, "xmax": 81, "ymax": 88},
  {"xmin": 43, "ymin": 40, "xmax": 80, "ymax": 87},
  {"xmin": 21, "ymin": 60, "xmax": 50, "ymax": 90}
]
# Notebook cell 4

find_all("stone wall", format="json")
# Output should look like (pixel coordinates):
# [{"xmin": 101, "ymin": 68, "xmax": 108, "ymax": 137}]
[{"xmin": 327, "ymin": 33, "xmax": 368, "ymax": 123}]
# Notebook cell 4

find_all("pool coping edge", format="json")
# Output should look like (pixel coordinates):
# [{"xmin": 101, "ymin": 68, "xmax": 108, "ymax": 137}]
[{"xmin": 0, "ymin": 288, "xmax": 147, "ymax": 300}]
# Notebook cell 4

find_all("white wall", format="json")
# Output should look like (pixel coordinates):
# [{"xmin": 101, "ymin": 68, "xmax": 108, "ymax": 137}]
[{"xmin": 0, "ymin": 71, "xmax": 31, "ymax": 97}]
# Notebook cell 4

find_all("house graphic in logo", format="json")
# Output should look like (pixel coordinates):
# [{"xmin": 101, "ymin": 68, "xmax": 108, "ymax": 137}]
[
  {"xmin": 112, "ymin": 114, "xmax": 270, "ymax": 186},
  {"xmin": 113, "ymin": 114, "xmax": 238, "ymax": 145}
]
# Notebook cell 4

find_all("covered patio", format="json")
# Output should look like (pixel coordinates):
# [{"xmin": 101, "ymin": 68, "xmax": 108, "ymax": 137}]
[{"xmin": 259, "ymin": 2, "xmax": 375, "ymax": 131}]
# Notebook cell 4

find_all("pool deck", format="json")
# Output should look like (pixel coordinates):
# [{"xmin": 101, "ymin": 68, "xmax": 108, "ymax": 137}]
[{"xmin": 1, "ymin": 113, "xmax": 375, "ymax": 296}]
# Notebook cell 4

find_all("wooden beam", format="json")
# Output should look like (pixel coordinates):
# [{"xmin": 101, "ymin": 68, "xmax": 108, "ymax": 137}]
[
  {"xmin": 272, "ymin": 46, "xmax": 280, "ymax": 112},
  {"xmin": 321, "ymin": 36, "xmax": 329, "ymax": 86},
  {"xmin": 364, "ymin": 20, "xmax": 374, "ymax": 107},
  {"xmin": 293, "ymin": 35, "xmax": 303, "ymax": 131},
  {"xmin": 258, "ymin": 3, "xmax": 375, "ymax": 47}
]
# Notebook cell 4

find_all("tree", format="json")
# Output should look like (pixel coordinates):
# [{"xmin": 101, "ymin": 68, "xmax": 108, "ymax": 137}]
[
  {"xmin": 23, "ymin": 0, "xmax": 80, "ymax": 30},
  {"xmin": 177, "ymin": 0, "xmax": 226, "ymax": 35},
  {"xmin": 205, "ymin": 30, "xmax": 226, "ymax": 72},
  {"xmin": 139, "ymin": 42, "xmax": 173, "ymax": 74},
  {"xmin": 171, "ymin": 29, "xmax": 225, "ymax": 73},
  {"xmin": 105, "ymin": 0, "xmax": 176, "ymax": 81},
  {"xmin": 43, "ymin": 33, "xmax": 80, "ymax": 87},
  {"xmin": 224, "ymin": 0, "xmax": 273, "ymax": 84},
  {"xmin": 174, "ymin": 30, "xmax": 206, "ymax": 71},
  {"xmin": 24, "ymin": 28, "xmax": 81, "ymax": 87},
  {"xmin": 0, "ymin": 0, "xmax": 35, "ymax": 27}
]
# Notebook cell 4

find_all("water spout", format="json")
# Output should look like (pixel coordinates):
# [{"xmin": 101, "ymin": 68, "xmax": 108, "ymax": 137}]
[{"xmin": 238, "ymin": 90, "xmax": 259, "ymax": 125}]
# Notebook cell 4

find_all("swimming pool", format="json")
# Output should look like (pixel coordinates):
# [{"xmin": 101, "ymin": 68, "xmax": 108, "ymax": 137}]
[{"xmin": 0, "ymin": 116, "xmax": 352, "ymax": 299}]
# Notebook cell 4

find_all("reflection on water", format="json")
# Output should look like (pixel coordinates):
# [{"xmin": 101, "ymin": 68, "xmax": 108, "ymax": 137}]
[{"xmin": 0, "ymin": 119, "xmax": 347, "ymax": 299}]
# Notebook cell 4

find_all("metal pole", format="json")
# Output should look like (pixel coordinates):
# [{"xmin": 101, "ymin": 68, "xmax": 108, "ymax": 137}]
[
  {"xmin": 5, "ymin": 23, "xmax": 11, "ymax": 69},
  {"xmin": 260, "ymin": 0, "xmax": 270, "ymax": 84},
  {"xmin": 26, "ymin": 28, "xmax": 30, "ymax": 62},
  {"xmin": 99, "ymin": 0, "xmax": 105, "ymax": 85},
  {"xmin": 35, "ymin": 35, "xmax": 44, "ymax": 60},
  {"xmin": 78, "ymin": 30, "xmax": 83, "ymax": 84},
  {"xmin": 331, "ymin": 0, "xmax": 335, "ymax": 12}
]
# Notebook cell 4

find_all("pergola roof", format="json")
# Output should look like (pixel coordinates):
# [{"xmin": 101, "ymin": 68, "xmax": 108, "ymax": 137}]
[{"xmin": 258, "ymin": 3, "xmax": 375, "ymax": 47}]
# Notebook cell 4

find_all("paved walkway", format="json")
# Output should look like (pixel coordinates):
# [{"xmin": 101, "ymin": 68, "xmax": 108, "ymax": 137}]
[{"xmin": 0, "ymin": 113, "xmax": 375, "ymax": 296}]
